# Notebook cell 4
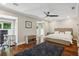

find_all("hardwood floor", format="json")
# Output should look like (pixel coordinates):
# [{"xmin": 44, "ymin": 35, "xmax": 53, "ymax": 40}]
[
  {"xmin": 45, "ymin": 40, "xmax": 78, "ymax": 56},
  {"xmin": 62, "ymin": 40, "xmax": 78, "ymax": 56},
  {"xmin": 0, "ymin": 42, "xmax": 36, "ymax": 56},
  {"xmin": 12, "ymin": 43, "xmax": 36, "ymax": 55},
  {"xmin": 0, "ymin": 40, "xmax": 78, "ymax": 56}
]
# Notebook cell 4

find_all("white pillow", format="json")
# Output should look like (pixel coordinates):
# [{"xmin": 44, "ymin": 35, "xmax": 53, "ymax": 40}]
[
  {"xmin": 55, "ymin": 31, "xmax": 59, "ymax": 34},
  {"xmin": 60, "ymin": 32, "xmax": 64, "ymax": 34},
  {"xmin": 65, "ymin": 31, "xmax": 71, "ymax": 35}
]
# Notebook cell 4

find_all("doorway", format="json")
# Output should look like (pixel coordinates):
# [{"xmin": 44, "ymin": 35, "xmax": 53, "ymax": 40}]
[{"xmin": 36, "ymin": 21, "xmax": 45, "ymax": 44}]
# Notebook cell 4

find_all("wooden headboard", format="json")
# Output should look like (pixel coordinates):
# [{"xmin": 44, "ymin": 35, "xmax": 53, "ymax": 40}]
[{"xmin": 55, "ymin": 28, "xmax": 73, "ymax": 35}]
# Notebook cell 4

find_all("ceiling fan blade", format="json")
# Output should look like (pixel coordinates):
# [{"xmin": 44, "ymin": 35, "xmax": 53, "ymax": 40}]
[
  {"xmin": 47, "ymin": 12, "xmax": 50, "ymax": 14},
  {"xmin": 43, "ymin": 11, "xmax": 59, "ymax": 17},
  {"xmin": 47, "ymin": 15, "xmax": 59, "ymax": 17}
]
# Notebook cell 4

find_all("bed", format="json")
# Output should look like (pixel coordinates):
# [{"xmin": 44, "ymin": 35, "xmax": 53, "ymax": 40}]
[
  {"xmin": 44, "ymin": 28, "xmax": 73, "ymax": 46},
  {"xmin": 15, "ymin": 42, "xmax": 64, "ymax": 56}
]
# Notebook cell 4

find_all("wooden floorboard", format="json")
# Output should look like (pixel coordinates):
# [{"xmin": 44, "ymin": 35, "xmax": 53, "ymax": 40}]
[
  {"xmin": 0, "ymin": 40, "xmax": 78, "ymax": 56},
  {"xmin": 12, "ymin": 43, "xmax": 36, "ymax": 55},
  {"xmin": 46, "ymin": 39, "xmax": 78, "ymax": 56},
  {"xmin": 62, "ymin": 40, "xmax": 78, "ymax": 56}
]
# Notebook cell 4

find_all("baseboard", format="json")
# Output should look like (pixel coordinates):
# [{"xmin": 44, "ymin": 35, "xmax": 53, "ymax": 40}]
[
  {"xmin": 77, "ymin": 43, "xmax": 79, "ymax": 47},
  {"xmin": 77, "ymin": 39, "xmax": 79, "ymax": 47},
  {"xmin": 17, "ymin": 41, "xmax": 25, "ymax": 45}
]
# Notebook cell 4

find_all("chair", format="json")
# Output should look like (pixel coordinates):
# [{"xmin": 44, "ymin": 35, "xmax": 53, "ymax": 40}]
[
  {"xmin": 0, "ymin": 35, "xmax": 16, "ymax": 56},
  {"xmin": 0, "ymin": 34, "xmax": 10, "ymax": 51},
  {"xmin": 0, "ymin": 34, "xmax": 4, "ymax": 47}
]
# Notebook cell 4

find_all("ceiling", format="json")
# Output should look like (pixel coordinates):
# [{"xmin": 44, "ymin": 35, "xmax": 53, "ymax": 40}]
[{"xmin": 0, "ymin": 3, "xmax": 79, "ymax": 21}]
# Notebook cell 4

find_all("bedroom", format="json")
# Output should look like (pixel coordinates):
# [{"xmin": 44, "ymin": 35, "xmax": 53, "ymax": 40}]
[{"xmin": 0, "ymin": 3, "xmax": 79, "ymax": 56}]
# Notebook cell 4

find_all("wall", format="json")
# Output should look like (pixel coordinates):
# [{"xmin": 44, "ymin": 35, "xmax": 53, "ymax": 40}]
[
  {"xmin": 0, "ymin": 9, "xmax": 38, "ymax": 45},
  {"xmin": 18, "ymin": 16, "xmax": 37, "ymax": 44},
  {"xmin": 43, "ymin": 21, "xmax": 49, "ymax": 35}
]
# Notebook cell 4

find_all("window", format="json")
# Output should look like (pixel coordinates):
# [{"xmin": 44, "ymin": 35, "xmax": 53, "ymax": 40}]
[
  {"xmin": 3, "ymin": 23, "xmax": 11, "ymax": 29},
  {"xmin": 0, "ymin": 23, "xmax": 2, "ymax": 29},
  {"xmin": 0, "ymin": 22, "xmax": 12, "ymax": 30}
]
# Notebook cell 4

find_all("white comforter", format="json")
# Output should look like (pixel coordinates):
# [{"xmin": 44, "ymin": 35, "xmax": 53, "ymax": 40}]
[{"xmin": 45, "ymin": 34, "xmax": 73, "ymax": 44}]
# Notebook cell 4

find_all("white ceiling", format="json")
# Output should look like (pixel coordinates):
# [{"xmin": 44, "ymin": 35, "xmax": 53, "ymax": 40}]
[{"xmin": 0, "ymin": 3, "xmax": 79, "ymax": 21}]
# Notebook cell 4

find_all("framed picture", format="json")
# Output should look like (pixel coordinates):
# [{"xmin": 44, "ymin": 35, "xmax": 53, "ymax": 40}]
[{"xmin": 25, "ymin": 21, "xmax": 32, "ymax": 28}]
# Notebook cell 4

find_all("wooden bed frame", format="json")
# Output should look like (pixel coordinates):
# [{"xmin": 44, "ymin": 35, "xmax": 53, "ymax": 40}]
[{"xmin": 45, "ymin": 28, "xmax": 73, "ymax": 46}]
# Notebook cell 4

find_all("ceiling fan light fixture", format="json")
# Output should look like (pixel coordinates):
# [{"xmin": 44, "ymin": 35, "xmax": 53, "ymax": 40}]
[{"xmin": 72, "ymin": 6, "xmax": 75, "ymax": 10}]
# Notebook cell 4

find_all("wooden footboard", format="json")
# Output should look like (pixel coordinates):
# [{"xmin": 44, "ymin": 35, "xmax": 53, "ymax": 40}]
[{"xmin": 44, "ymin": 38, "xmax": 71, "ymax": 46}]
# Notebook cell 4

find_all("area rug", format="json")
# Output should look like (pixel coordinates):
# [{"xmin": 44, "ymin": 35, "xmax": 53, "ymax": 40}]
[{"xmin": 15, "ymin": 42, "xmax": 64, "ymax": 56}]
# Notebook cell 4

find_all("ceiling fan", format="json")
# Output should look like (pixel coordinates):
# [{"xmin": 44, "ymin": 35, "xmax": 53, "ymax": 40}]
[{"xmin": 44, "ymin": 11, "xmax": 59, "ymax": 17}]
